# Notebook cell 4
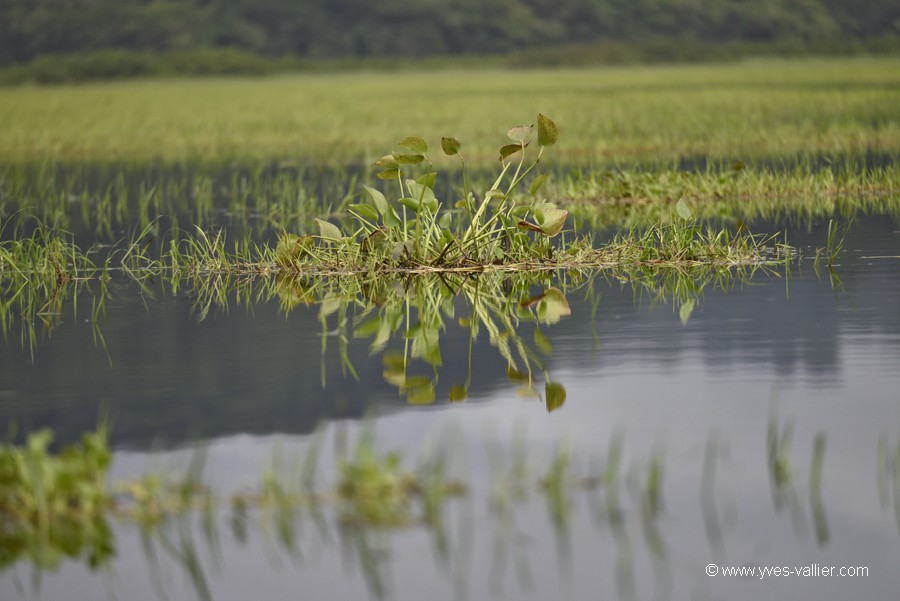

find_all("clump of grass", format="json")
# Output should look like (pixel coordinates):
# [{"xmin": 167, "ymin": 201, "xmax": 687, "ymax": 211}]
[
  {"xmin": 276, "ymin": 114, "xmax": 568, "ymax": 273},
  {"xmin": 0, "ymin": 219, "xmax": 97, "ymax": 285}
]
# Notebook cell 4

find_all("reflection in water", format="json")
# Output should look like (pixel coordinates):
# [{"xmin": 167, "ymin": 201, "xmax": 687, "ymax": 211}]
[
  {"xmin": 2, "ymin": 258, "xmax": 770, "ymax": 409},
  {"xmin": 6, "ymin": 411, "xmax": 879, "ymax": 601}
]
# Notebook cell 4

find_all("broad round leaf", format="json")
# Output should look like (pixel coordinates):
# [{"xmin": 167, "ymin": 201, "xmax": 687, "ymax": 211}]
[
  {"xmin": 676, "ymin": 198, "xmax": 693, "ymax": 220},
  {"xmin": 392, "ymin": 151, "xmax": 425, "ymax": 164},
  {"xmin": 375, "ymin": 155, "xmax": 399, "ymax": 169},
  {"xmin": 399, "ymin": 197, "xmax": 422, "ymax": 213},
  {"xmin": 538, "ymin": 208, "xmax": 568, "ymax": 237},
  {"xmin": 384, "ymin": 206, "xmax": 402, "ymax": 228},
  {"xmin": 416, "ymin": 171, "xmax": 437, "ymax": 190},
  {"xmin": 521, "ymin": 288, "xmax": 571, "ymax": 325},
  {"xmin": 349, "ymin": 203, "xmax": 379, "ymax": 221},
  {"xmin": 376, "ymin": 168, "xmax": 403, "ymax": 180},
  {"xmin": 406, "ymin": 181, "xmax": 438, "ymax": 212},
  {"xmin": 315, "ymin": 218, "xmax": 342, "ymax": 240},
  {"xmin": 507, "ymin": 124, "xmax": 533, "ymax": 142},
  {"xmin": 441, "ymin": 137, "xmax": 461, "ymax": 156},
  {"xmin": 537, "ymin": 114, "xmax": 558, "ymax": 147},
  {"xmin": 545, "ymin": 382, "xmax": 566, "ymax": 412},
  {"xmin": 499, "ymin": 142, "xmax": 528, "ymax": 161},
  {"xmin": 397, "ymin": 136, "xmax": 428, "ymax": 154},
  {"xmin": 363, "ymin": 184, "xmax": 389, "ymax": 216}
]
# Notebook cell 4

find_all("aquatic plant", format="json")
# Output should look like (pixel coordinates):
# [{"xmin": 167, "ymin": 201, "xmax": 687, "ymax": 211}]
[
  {"xmin": 0, "ymin": 426, "xmax": 113, "ymax": 570},
  {"xmin": 273, "ymin": 114, "xmax": 567, "ymax": 273}
]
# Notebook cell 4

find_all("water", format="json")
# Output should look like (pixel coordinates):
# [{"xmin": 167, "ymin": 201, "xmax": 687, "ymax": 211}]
[{"xmin": 1, "ymin": 213, "xmax": 899, "ymax": 600}]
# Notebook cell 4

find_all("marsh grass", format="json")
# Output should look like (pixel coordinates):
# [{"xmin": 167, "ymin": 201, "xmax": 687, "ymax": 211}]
[
  {"xmin": 562, "ymin": 162, "xmax": 900, "ymax": 229},
  {"xmin": 0, "ymin": 58, "xmax": 898, "ymax": 165},
  {"xmin": 2, "ymin": 159, "xmax": 894, "ymax": 243}
]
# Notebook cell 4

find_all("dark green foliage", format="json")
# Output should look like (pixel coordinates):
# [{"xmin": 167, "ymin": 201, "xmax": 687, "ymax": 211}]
[
  {"xmin": 0, "ymin": 428, "xmax": 113, "ymax": 570},
  {"xmin": 1, "ymin": 0, "xmax": 898, "ymax": 80}
]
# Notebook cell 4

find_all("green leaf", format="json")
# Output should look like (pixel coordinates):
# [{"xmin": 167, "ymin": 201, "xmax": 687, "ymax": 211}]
[
  {"xmin": 449, "ymin": 385, "xmax": 468, "ymax": 402},
  {"xmin": 405, "ymin": 380, "xmax": 436, "ymax": 405},
  {"xmin": 679, "ymin": 299, "xmax": 696, "ymax": 325},
  {"xmin": 529, "ymin": 173, "xmax": 550, "ymax": 196},
  {"xmin": 545, "ymin": 382, "xmax": 566, "ymax": 412},
  {"xmin": 506, "ymin": 366, "xmax": 530, "ymax": 381},
  {"xmin": 354, "ymin": 315, "xmax": 383, "ymax": 338},
  {"xmin": 416, "ymin": 172, "xmax": 436, "ymax": 190},
  {"xmin": 392, "ymin": 151, "xmax": 425, "ymax": 165},
  {"xmin": 537, "ymin": 114, "xmax": 558, "ymax": 147},
  {"xmin": 384, "ymin": 206, "xmax": 402, "ymax": 228},
  {"xmin": 537, "ymin": 208, "xmax": 568, "ymax": 237},
  {"xmin": 516, "ymin": 219, "xmax": 543, "ymax": 233},
  {"xmin": 397, "ymin": 136, "xmax": 428, "ymax": 154},
  {"xmin": 521, "ymin": 288, "xmax": 571, "ymax": 325},
  {"xmin": 349, "ymin": 203, "xmax": 379, "ymax": 221},
  {"xmin": 438, "ymin": 211, "xmax": 452, "ymax": 229},
  {"xmin": 406, "ymin": 181, "xmax": 438, "ymax": 212},
  {"xmin": 411, "ymin": 327, "xmax": 442, "ymax": 366},
  {"xmin": 375, "ymin": 155, "xmax": 399, "ymax": 169},
  {"xmin": 399, "ymin": 197, "xmax": 422, "ymax": 212},
  {"xmin": 499, "ymin": 142, "xmax": 528, "ymax": 161},
  {"xmin": 318, "ymin": 294, "xmax": 342, "ymax": 318},
  {"xmin": 538, "ymin": 289, "xmax": 571, "ymax": 324},
  {"xmin": 534, "ymin": 328, "xmax": 553, "ymax": 355},
  {"xmin": 675, "ymin": 198, "xmax": 693, "ymax": 220},
  {"xmin": 485, "ymin": 189, "xmax": 506, "ymax": 200},
  {"xmin": 274, "ymin": 234, "xmax": 313, "ymax": 267},
  {"xmin": 363, "ymin": 185, "xmax": 389, "ymax": 216},
  {"xmin": 441, "ymin": 137, "xmax": 461, "ymax": 156},
  {"xmin": 316, "ymin": 218, "xmax": 342, "ymax": 240},
  {"xmin": 507, "ymin": 124, "xmax": 533, "ymax": 142},
  {"xmin": 376, "ymin": 168, "xmax": 403, "ymax": 180}
]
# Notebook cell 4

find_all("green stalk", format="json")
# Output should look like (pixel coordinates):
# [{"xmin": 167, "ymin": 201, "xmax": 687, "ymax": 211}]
[
  {"xmin": 506, "ymin": 146, "xmax": 544, "ymax": 197},
  {"xmin": 463, "ymin": 163, "xmax": 511, "ymax": 244}
]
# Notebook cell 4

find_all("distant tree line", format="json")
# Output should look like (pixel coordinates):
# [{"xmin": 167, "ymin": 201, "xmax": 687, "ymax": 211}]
[{"xmin": 1, "ymin": 0, "xmax": 898, "ymax": 67}]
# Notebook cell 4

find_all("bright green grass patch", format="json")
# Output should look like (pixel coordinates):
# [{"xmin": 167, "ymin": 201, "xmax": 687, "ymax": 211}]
[{"xmin": 0, "ymin": 57, "xmax": 898, "ymax": 165}]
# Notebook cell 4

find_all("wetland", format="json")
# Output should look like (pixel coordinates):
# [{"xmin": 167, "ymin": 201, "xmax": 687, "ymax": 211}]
[{"xmin": 1, "ymin": 57, "xmax": 899, "ymax": 601}]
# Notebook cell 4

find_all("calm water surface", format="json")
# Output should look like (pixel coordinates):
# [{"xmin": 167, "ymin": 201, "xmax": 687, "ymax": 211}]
[{"xmin": 1, "ymin": 213, "xmax": 899, "ymax": 601}]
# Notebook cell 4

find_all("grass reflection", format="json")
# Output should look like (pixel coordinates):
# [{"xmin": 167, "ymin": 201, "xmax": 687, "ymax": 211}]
[{"xmin": 7, "ymin": 409, "xmax": 896, "ymax": 601}]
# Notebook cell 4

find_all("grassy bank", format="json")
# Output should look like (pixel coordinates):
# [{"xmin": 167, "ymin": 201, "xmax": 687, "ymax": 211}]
[{"xmin": 1, "ymin": 57, "xmax": 898, "ymax": 166}]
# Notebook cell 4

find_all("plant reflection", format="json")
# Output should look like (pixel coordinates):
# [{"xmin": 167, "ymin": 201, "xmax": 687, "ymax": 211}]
[{"xmin": 8, "ymin": 411, "xmax": 895, "ymax": 601}]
